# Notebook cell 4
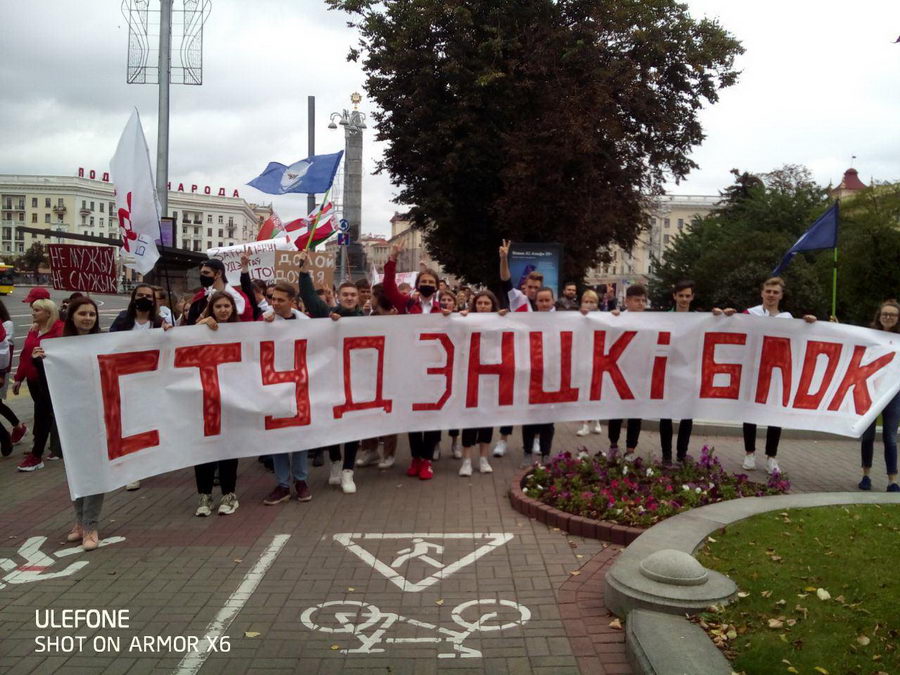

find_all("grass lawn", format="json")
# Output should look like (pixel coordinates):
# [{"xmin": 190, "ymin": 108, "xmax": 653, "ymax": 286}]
[{"xmin": 696, "ymin": 504, "xmax": 899, "ymax": 675}]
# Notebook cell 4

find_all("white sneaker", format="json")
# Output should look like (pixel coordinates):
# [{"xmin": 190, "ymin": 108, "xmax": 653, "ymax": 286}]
[
  {"xmin": 329, "ymin": 461, "xmax": 342, "ymax": 485},
  {"xmin": 742, "ymin": 453, "xmax": 756, "ymax": 471},
  {"xmin": 377, "ymin": 455, "xmax": 395, "ymax": 469},
  {"xmin": 766, "ymin": 457, "xmax": 780, "ymax": 475},
  {"xmin": 592, "ymin": 422, "xmax": 603, "ymax": 434},
  {"xmin": 356, "ymin": 450, "xmax": 379, "ymax": 467},
  {"xmin": 217, "ymin": 493, "xmax": 239, "ymax": 515},
  {"xmin": 432, "ymin": 447, "xmax": 441, "ymax": 461},
  {"xmin": 492, "ymin": 439, "xmax": 507, "ymax": 457},
  {"xmin": 125, "ymin": 481, "xmax": 141, "ymax": 491},
  {"xmin": 341, "ymin": 469, "xmax": 357, "ymax": 494},
  {"xmin": 195, "ymin": 494, "xmax": 212, "ymax": 517},
  {"xmin": 623, "ymin": 452, "xmax": 637, "ymax": 463},
  {"xmin": 532, "ymin": 439, "xmax": 540, "ymax": 455},
  {"xmin": 451, "ymin": 438, "xmax": 460, "ymax": 456},
  {"xmin": 576, "ymin": 424, "xmax": 590, "ymax": 437},
  {"xmin": 479, "ymin": 457, "xmax": 493, "ymax": 474},
  {"xmin": 459, "ymin": 459, "xmax": 473, "ymax": 477}
]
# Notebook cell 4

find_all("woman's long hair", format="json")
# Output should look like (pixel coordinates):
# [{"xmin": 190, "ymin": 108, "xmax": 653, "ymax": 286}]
[
  {"xmin": 871, "ymin": 300, "xmax": 900, "ymax": 333},
  {"xmin": 63, "ymin": 297, "xmax": 101, "ymax": 336},
  {"xmin": 126, "ymin": 284, "xmax": 159, "ymax": 324},
  {"xmin": 0, "ymin": 298, "xmax": 10, "ymax": 323},
  {"xmin": 201, "ymin": 291, "xmax": 240, "ymax": 323},
  {"xmin": 470, "ymin": 290, "xmax": 500, "ymax": 312}
]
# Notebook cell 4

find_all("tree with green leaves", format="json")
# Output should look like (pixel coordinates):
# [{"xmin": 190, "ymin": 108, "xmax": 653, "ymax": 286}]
[
  {"xmin": 19, "ymin": 242, "xmax": 48, "ymax": 274},
  {"xmin": 650, "ymin": 167, "xmax": 900, "ymax": 324},
  {"xmin": 328, "ymin": 0, "xmax": 743, "ymax": 284}
]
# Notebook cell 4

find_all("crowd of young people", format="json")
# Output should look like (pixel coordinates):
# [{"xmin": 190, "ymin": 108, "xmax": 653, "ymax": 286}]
[{"xmin": 4, "ymin": 240, "xmax": 898, "ymax": 551}]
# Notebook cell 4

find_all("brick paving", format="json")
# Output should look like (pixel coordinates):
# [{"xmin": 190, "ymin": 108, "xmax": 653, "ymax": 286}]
[{"xmin": 0, "ymin": 383, "xmax": 878, "ymax": 673}]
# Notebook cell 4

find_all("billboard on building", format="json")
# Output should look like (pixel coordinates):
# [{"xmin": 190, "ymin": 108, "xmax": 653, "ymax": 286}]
[{"xmin": 508, "ymin": 242, "xmax": 563, "ymax": 294}]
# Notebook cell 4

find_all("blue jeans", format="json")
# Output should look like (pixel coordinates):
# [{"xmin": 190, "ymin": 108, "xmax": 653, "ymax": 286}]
[
  {"xmin": 273, "ymin": 451, "xmax": 309, "ymax": 487},
  {"xmin": 861, "ymin": 390, "xmax": 900, "ymax": 475}
]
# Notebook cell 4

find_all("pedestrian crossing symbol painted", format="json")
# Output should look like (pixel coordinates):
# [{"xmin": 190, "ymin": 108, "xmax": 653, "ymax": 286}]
[{"xmin": 332, "ymin": 533, "xmax": 514, "ymax": 592}]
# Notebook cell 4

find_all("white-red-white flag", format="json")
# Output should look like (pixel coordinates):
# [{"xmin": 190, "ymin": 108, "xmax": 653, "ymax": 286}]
[{"xmin": 110, "ymin": 108, "xmax": 161, "ymax": 274}]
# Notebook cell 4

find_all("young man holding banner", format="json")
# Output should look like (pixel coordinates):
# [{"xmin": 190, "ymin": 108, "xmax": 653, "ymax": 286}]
[
  {"xmin": 714, "ymin": 277, "xmax": 817, "ymax": 475},
  {"xmin": 184, "ymin": 259, "xmax": 252, "ymax": 326}
]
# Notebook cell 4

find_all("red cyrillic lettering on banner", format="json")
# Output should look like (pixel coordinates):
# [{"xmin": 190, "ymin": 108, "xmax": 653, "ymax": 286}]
[
  {"xmin": 332, "ymin": 336, "xmax": 393, "ymax": 418},
  {"xmin": 174, "ymin": 343, "xmax": 242, "ymax": 436},
  {"xmin": 260, "ymin": 340, "xmax": 310, "ymax": 429},
  {"xmin": 204, "ymin": 186, "xmax": 211, "ymax": 195},
  {"xmin": 650, "ymin": 332, "xmax": 671, "ymax": 400},
  {"xmin": 218, "ymin": 188, "xmax": 226, "ymax": 196},
  {"xmin": 528, "ymin": 331, "xmax": 579, "ymax": 404},
  {"xmin": 78, "ymin": 168, "xmax": 84, "ymax": 177},
  {"xmin": 755, "ymin": 336, "xmax": 793, "ymax": 406},
  {"xmin": 792, "ymin": 341, "xmax": 842, "ymax": 409},
  {"xmin": 411, "ymin": 333, "xmax": 455, "ymax": 411},
  {"xmin": 465, "ymin": 332, "xmax": 515, "ymax": 407},
  {"xmin": 589, "ymin": 331, "xmax": 636, "ymax": 401},
  {"xmin": 699, "ymin": 332, "xmax": 747, "ymax": 399},
  {"xmin": 827, "ymin": 346, "xmax": 895, "ymax": 414},
  {"xmin": 97, "ymin": 351, "xmax": 160, "ymax": 460}
]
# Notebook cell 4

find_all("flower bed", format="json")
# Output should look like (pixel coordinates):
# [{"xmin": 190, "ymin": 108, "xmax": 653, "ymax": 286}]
[{"xmin": 522, "ymin": 446, "xmax": 791, "ymax": 528}]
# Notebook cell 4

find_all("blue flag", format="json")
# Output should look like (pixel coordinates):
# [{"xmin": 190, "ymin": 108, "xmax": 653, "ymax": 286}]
[
  {"xmin": 247, "ymin": 151, "xmax": 344, "ymax": 195},
  {"xmin": 771, "ymin": 203, "xmax": 839, "ymax": 275}
]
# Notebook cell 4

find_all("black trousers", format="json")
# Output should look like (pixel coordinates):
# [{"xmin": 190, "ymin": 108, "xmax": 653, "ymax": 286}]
[
  {"xmin": 659, "ymin": 419, "xmax": 693, "ymax": 461},
  {"xmin": 0, "ymin": 400, "xmax": 19, "ymax": 426},
  {"xmin": 195, "ymin": 459, "xmax": 238, "ymax": 494},
  {"xmin": 742, "ymin": 423, "xmax": 781, "ymax": 457},
  {"xmin": 608, "ymin": 419, "xmax": 641, "ymax": 450},
  {"xmin": 408, "ymin": 431, "xmax": 441, "ymax": 460},
  {"xmin": 327, "ymin": 441, "xmax": 360, "ymax": 470},
  {"xmin": 522, "ymin": 423, "xmax": 554, "ymax": 456},
  {"xmin": 499, "ymin": 426, "xmax": 513, "ymax": 436},
  {"xmin": 28, "ymin": 378, "xmax": 56, "ymax": 459},
  {"xmin": 462, "ymin": 427, "xmax": 493, "ymax": 447}
]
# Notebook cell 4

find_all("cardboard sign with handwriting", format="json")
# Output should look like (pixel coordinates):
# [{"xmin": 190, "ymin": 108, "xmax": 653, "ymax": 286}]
[{"xmin": 275, "ymin": 250, "xmax": 336, "ymax": 289}]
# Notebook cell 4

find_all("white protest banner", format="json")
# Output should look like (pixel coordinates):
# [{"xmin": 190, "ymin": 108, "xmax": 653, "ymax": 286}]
[
  {"xmin": 44, "ymin": 312, "xmax": 900, "ymax": 497},
  {"xmin": 207, "ymin": 237, "xmax": 294, "ymax": 284},
  {"xmin": 110, "ymin": 108, "xmax": 161, "ymax": 274},
  {"xmin": 371, "ymin": 270, "xmax": 417, "ymax": 288}
]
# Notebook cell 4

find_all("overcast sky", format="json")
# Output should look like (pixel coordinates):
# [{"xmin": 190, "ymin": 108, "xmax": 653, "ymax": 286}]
[{"xmin": 1, "ymin": 1, "xmax": 897, "ymax": 239}]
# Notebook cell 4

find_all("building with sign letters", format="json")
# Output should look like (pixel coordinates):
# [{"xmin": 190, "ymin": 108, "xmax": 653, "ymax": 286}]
[{"xmin": 0, "ymin": 172, "xmax": 271, "ymax": 257}]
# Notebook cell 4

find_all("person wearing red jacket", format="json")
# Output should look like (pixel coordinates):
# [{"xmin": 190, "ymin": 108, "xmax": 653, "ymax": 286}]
[
  {"xmin": 14, "ymin": 298, "xmax": 64, "ymax": 471},
  {"xmin": 383, "ymin": 244, "xmax": 443, "ymax": 480}
]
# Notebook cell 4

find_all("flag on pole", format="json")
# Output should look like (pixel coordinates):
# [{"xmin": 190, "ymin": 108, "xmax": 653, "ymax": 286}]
[
  {"xmin": 771, "ymin": 203, "xmax": 839, "ymax": 275},
  {"xmin": 110, "ymin": 108, "xmax": 161, "ymax": 274},
  {"xmin": 285, "ymin": 201, "xmax": 338, "ymax": 250},
  {"xmin": 256, "ymin": 212, "xmax": 284, "ymax": 240},
  {"xmin": 247, "ymin": 151, "xmax": 344, "ymax": 195}
]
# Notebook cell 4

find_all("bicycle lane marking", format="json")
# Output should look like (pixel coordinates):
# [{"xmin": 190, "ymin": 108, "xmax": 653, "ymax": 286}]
[{"xmin": 174, "ymin": 533, "xmax": 290, "ymax": 675}]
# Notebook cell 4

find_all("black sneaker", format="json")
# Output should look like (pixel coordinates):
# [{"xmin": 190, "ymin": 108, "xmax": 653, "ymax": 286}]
[{"xmin": 858, "ymin": 475, "xmax": 872, "ymax": 491}]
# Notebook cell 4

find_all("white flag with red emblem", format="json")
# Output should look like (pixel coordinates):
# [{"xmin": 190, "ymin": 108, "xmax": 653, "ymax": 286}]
[{"xmin": 110, "ymin": 108, "xmax": 161, "ymax": 274}]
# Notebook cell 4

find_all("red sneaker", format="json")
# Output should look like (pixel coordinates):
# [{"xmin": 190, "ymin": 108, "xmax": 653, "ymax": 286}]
[
  {"xmin": 17, "ymin": 454, "xmax": 44, "ymax": 472},
  {"xmin": 406, "ymin": 457, "xmax": 422, "ymax": 477},
  {"xmin": 262, "ymin": 485, "xmax": 290, "ymax": 505},
  {"xmin": 10, "ymin": 424, "xmax": 27, "ymax": 445},
  {"xmin": 418, "ymin": 460, "xmax": 434, "ymax": 480},
  {"xmin": 294, "ymin": 480, "xmax": 312, "ymax": 502}
]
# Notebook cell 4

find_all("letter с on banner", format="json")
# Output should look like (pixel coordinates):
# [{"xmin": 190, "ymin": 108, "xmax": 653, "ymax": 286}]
[{"xmin": 42, "ymin": 313, "xmax": 900, "ymax": 498}]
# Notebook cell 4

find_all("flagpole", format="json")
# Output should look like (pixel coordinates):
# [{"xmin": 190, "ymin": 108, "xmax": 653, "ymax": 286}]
[
  {"xmin": 304, "ymin": 189, "xmax": 330, "ymax": 251},
  {"xmin": 831, "ymin": 200, "xmax": 840, "ymax": 319}
]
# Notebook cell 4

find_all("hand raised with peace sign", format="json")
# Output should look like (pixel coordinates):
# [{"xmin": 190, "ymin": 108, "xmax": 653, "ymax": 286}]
[{"xmin": 498, "ymin": 239, "xmax": 511, "ymax": 259}]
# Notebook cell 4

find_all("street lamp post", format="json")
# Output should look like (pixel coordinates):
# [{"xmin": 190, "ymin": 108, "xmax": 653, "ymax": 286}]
[{"xmin": 328, "ymin": 93, "xmax": 366, "ymax": 279}]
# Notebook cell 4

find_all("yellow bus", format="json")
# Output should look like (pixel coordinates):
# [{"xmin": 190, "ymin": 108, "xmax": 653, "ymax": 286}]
[{"xmin": 0, "ymin": 264, "xmax": 14, "ymax": 295}]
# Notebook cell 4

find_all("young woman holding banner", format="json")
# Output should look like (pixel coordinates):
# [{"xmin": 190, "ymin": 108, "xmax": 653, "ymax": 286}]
[
  {"xmin": 858, "ymin": 301, "xmax": 900, "ymax": 492},
  {"xmin": 457, "ymin": 291, "xmax": 508, "ymax": 476},
  {"xmin": 383, "ymin": 243, "xmax": 444, "ymax": 480},
  {"xmin": 575, "ymin": 290, "xmax": 603, "ymax": 439},
  {"xmin": 192, "ymin": 292, "xmax": 241, "ymax": 516},
  {"xmin": 58, "ymin": 297, "xmax": 106, "ymax": 550}
]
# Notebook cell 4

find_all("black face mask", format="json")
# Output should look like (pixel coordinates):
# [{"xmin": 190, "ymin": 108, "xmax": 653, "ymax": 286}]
[
  {"xmin": 418, "ymin": 285, "xmax": 436, "ymax": 298},
  {"xmin": 199, "ymin": 275, "xmax": 215, "ymax": 288},
  {"xmin": 134, "ymin": 297, "xmax": 154, "ymax": 312}
]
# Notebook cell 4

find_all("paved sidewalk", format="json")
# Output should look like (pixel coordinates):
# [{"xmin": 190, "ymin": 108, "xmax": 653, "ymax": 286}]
[{"xmin": 0, "ymin": 397, "xmax": 878, "ymax": 673}]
